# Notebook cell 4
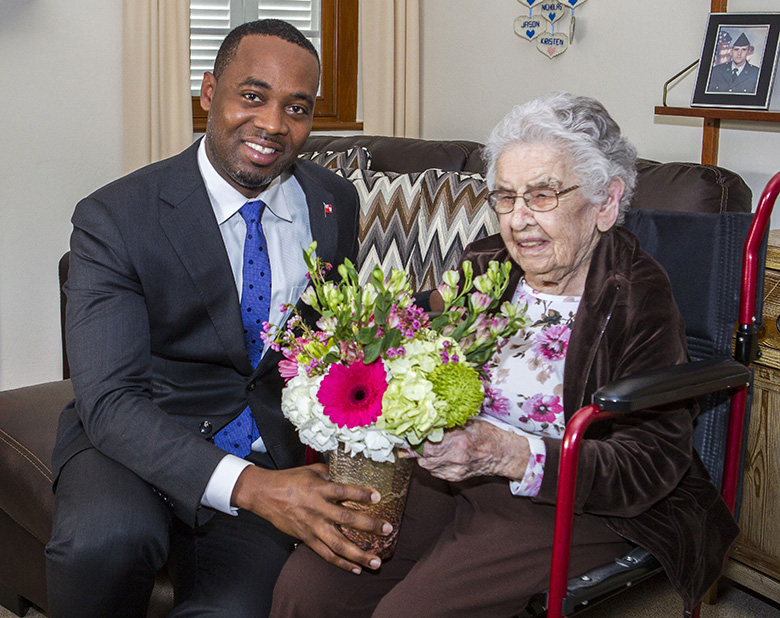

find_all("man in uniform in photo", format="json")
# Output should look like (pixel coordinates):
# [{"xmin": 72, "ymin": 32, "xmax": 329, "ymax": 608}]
[{"xmin": 707, "ymin": 32, "xmax": 760, "ymax": 94}]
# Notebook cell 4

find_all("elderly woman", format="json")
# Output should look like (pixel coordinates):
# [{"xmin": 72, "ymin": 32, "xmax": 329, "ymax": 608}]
[{"xmin": 270, "ymin": 93, "xmax": 738, "ymax": 618}]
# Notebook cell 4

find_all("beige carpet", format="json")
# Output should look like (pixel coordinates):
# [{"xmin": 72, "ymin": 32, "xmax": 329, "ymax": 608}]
[
  {"xmin": 2, "ymin": 574, "xmax": 778, "ymax": 617},
  {"xmin": 581, "ymin": 574, "xmax": 780, "ymax": 617}
]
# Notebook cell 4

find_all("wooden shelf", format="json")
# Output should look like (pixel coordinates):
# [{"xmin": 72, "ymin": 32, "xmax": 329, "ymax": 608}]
[
  {"xmin": 653, "ymin": 106, "xmax": 780, "ymax": 166},
  {"xmin": 655, "ymin": 0, "xmax": 780, "ymax": 166},
  {"xmin": 654, "ymin": 106, "xmax": 780, "ymax": 123}
]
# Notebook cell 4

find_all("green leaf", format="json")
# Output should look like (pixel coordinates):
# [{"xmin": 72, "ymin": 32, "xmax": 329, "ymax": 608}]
[
  {"xmin": 430, "ymin": 314, "xmax": 451, "ymax": 330},
  {"xmin": 374, "ymin": 294, "xmax": 391, "ymax": 324},
  {"xmin": 356, "ymin": 326, "xmax": 378, "ymax": 344},
  {"xmin": 363, "ymin": 339, "xmax": 382, "ymax": 364},
  {"xmin": 323, "ymin": 351, "xmax": 341, "ymax": 365},
  {"xmin": 451, "ymin": 320, "xmax": 471, "ymax": 340},
  {"xmin": 383, "ymin": 328, "xmax": 403, "ymax": 351},
  {"xmin": 467, "ymin": 348, "xmax": 492, "ymax": 365}
]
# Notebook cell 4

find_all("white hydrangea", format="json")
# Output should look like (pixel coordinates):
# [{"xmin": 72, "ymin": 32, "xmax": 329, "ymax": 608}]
[{"xmin": 280, "ymin": 364, "xmax": 408, "ymax": 463}]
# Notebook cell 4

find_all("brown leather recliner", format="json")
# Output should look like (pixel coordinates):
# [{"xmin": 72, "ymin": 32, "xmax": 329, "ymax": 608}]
[{"xmin": 0, "ymin": 136, "xmax": 751, "ymax": 617}]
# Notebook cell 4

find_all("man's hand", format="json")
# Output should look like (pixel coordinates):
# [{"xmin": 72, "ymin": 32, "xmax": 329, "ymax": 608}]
[
  {"xmin": 231, "ymin": 464, "xmax": 391, "ymax": 574},
  {"xmin": 406, "ymin": 419, "xmax": 530, "ymax": 482}
]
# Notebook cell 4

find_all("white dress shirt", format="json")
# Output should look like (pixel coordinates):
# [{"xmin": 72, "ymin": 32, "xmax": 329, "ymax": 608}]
[{"xmin": 196, "ymin": 139, "xmax": 313, "ymax": 514}]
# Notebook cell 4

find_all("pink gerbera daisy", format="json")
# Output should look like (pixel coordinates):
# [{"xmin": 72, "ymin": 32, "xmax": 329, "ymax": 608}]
[{"xmin": 317, "ymin": 360, "xmax": 388, "ymax": 428}]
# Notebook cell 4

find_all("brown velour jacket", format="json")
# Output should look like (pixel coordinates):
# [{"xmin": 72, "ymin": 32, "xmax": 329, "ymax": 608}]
[{"xmin": 460, "ymin": 226, "xmax": 739, "ymax": 613}]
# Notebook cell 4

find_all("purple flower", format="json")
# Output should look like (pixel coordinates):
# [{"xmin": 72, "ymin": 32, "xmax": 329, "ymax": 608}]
[
  {"xmin": 387, "ymin": 347, "xmax": 406, "ymax": 358},
  {"xmin": 531, "ymin": 324, "xmax": 570, "ymax": 361},
  {"xmin": 521, "ymin": 394, "xmax": 563, "ymax": 423},
  {"xmin": 260, "ymin": 330, "xmax": 281, "ymax": 351}
]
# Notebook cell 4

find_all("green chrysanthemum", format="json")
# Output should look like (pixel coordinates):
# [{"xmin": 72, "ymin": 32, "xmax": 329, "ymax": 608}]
[{"xmin": 429, "ymin": 362, "xmax": 484, "ymax": 428}]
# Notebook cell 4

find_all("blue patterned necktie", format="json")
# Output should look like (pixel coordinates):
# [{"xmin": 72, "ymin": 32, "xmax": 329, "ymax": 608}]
[{"xmin": 213, "ymin": 199, "xmax": 271, "ymax": 457}]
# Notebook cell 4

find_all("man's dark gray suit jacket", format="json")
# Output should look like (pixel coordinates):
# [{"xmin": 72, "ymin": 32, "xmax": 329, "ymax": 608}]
[{"xmin": 53, "ymin": 139, "xmax": 360, "ymax": 527}]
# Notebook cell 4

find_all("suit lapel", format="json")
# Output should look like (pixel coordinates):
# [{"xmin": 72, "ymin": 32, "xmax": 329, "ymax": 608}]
[
  {"xmin": 158, "ymin": 143, "xmax": 252, "ymax": 374},
  {"xmin": 297, "ymin": 161, "xmax": 339, "ymax": 262}
]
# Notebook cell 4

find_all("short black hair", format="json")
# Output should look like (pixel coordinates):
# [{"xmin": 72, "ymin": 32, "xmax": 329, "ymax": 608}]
[{"xmin": 213, "ymin": 19, "xmax": 320, "ymax": 80}]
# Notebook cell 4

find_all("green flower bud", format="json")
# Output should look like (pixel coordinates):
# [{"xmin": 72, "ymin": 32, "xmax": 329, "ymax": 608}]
[{"xmin": 442, "ymin": 269, "xmax": 460, "ymax": 288}]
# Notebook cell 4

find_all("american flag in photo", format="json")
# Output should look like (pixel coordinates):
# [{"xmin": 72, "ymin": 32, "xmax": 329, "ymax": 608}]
[{"xmin": 717, "ymin": 30, "xmax": 733, "ymax": 65}]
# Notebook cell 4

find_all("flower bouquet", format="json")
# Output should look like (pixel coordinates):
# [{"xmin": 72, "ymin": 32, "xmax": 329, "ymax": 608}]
[{"xmin": 267, "ymin": 242, "xmax": 528, "ymax": 557}]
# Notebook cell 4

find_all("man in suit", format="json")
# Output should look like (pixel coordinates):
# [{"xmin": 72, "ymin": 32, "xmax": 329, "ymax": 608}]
[
  {"xmin": 707, "ymin": 32, "xmax": 760, "ymax": 94},
  {"xmin": 45, "ymin": 19, "xmax": 388, "ymax": 618}
]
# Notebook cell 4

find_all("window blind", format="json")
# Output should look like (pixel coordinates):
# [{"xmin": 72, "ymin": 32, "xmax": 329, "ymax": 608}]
[{"xmin": 190, "ymin": 1, "xmax": 321, "ymax": 96}]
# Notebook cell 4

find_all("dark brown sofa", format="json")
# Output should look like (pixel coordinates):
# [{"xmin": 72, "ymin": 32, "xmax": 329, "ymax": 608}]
[{"xmin": 0, "ymin": 135, "xmax": 751, "ymax": 617}]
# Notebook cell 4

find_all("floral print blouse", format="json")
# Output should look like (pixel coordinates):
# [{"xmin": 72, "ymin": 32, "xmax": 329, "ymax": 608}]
[{"xmin": 480, "ymin": 279, "xmax": 580, "ymax": 497}]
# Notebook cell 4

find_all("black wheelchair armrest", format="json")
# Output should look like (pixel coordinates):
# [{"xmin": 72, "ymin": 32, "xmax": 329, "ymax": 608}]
[{"xmin": 592, "ymin": 357, "xmax": 750, "ymax": 413}]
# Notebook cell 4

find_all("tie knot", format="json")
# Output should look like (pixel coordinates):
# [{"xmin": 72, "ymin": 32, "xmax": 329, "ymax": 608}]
[{"xmin": 239, "ymin": 199, "xmax": 266, "ymax": 226}]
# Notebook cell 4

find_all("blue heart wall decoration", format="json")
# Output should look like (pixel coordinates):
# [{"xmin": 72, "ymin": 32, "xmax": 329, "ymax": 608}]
[
  {"xmin": 513, "ymin": 16, "xmax": 543, "ymax": 41},
  {"xmin": 540, "ymin": 2, "xmax": 565, "ymax": 24}
]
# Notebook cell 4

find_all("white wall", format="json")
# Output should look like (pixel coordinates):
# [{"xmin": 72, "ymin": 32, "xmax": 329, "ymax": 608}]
[
  {"xmin": 419, "ymin": 0, "xmax": 780, "ymax": 224},
  {"xmin": 0, "ymin": 0, "xmax": 123, "ymax": 389}
]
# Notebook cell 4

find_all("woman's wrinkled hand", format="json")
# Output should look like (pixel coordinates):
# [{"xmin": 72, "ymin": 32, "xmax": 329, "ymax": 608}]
[{"xmin": 405, "ymin": 419, "xmax": 531, "ymax": 482}]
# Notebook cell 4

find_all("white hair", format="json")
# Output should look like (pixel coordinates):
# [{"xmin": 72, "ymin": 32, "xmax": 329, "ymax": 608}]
[{"xmin": 483, "ymin": 92, "xmax": 637, "ymax": 225}]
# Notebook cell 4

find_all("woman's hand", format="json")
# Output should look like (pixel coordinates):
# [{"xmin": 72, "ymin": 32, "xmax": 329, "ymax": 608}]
[{"xmin": 406, "ymin": 419, "xmax": 531, "ymax": 482}]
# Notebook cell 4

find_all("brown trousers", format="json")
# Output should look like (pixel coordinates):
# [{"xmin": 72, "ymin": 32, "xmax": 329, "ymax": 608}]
[{"xmin": 270, "ymin": 466, "xmax": 631, "ymax": 618}]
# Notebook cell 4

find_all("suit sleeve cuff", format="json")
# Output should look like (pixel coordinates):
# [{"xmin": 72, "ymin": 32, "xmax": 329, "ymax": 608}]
[{"xmin": 201, "ymin": 454, "xmax": 253, "ymax": 515}]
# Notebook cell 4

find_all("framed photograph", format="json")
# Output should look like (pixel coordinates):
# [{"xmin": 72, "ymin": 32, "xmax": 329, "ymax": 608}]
[{"xmin": 692, "ymin": 13, "xmax": 780, "ymax": 109}]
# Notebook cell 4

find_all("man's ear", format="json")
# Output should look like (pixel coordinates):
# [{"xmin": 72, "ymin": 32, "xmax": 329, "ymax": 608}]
[
  {"xmin": 200, "ymin": 72, "xmax": 216, "ymax": 112},
  {"xmin": 596, "ymin": 178, "xmax": 625, "ymax": 232}
]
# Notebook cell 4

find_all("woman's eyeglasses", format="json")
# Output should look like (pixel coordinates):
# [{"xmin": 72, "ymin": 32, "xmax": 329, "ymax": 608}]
[{"xmin": 487, "ymin": 185, "xmax": 580, "ymax": 214}]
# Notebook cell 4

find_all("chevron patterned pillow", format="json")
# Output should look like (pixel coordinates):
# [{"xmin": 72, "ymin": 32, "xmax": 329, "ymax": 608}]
[
  {"xmin": 298, "ymin": 146, "xmax": 372, "ymax": 170},
  {"xmin": 336, "ymin": 168, "xmax": 497, "ymax": 292}
]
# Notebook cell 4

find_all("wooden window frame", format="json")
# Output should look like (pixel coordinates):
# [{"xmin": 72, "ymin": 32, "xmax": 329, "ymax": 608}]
[{"xmin": 192, "ymin": 0, "xmax": 360, "ymax": 132}]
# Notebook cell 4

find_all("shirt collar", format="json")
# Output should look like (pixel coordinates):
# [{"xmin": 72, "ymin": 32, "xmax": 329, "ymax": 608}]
[{"xmin": 197, "ymin": 138, "xmax": 295, "ymax": 225}]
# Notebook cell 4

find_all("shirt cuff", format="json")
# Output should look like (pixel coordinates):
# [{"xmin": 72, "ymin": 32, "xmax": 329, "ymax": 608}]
[
  {"xmin": 201, "ymin": 454, "xmax": 253, "ymax": 515},
  {"xmin": 508, "ymin": 434, "xmax": 546, "ymax": 497},
  {"xmin": 478, "ymin": 415, "xmax": 547, "ymax": 497}
]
